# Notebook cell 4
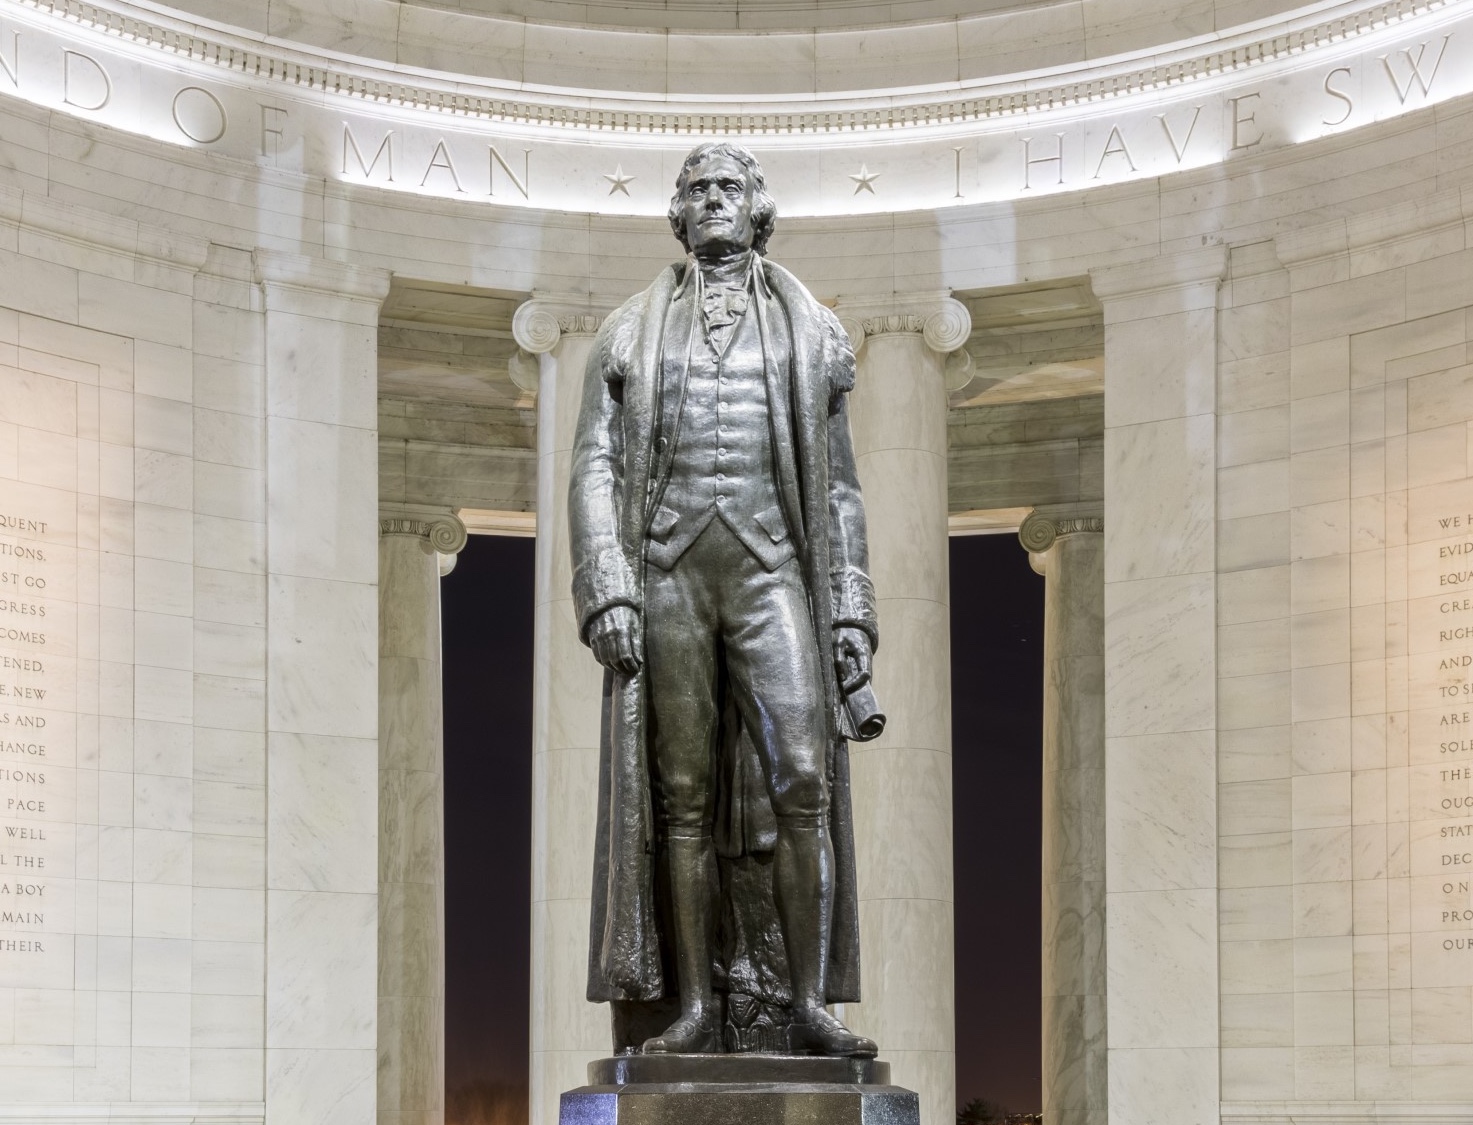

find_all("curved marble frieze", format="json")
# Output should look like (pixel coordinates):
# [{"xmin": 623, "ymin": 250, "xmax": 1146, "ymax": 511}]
[{"xmin": 0, "ymin": 0, "xmax": 1467, "ymax": 216}]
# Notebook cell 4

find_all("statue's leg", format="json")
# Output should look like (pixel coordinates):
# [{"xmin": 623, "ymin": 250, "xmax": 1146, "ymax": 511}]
[
  {"xmin": 642, "ymin": 543, "xmax": 723, "ymax": 1054},
  {"xmin": 644, "ymin": 829, "xmax": 721, "ymax": 1053},
  {"xmin": 722, "ymin": 557, "xmax": 877, "ymax": 1059}
]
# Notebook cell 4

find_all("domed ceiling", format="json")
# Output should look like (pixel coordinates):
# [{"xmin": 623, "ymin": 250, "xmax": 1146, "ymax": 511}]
[{"xmin": 402, "ymin": 0, "xmax": 1048, "ymax": 31}]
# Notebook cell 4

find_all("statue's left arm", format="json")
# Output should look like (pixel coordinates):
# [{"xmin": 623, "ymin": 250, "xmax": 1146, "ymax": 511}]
[
  {"xmin": 569, "ymin": 310, "xmax": 641, "ymax": 658},
  {"xmin": 823, "ymin": 318, "xmax": 878, "ymax": 691}
]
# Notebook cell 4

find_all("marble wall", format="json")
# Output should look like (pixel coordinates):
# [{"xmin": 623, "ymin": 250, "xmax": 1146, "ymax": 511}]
[
  {"xmin": 0, "ymin": 202, "xmax": 391, "ymax": 1123},
  {"xmin": 1216, "ymin": 189, "xmax": 1473, "ymax": 1115},
  {"xmin": 0, "ymin": 197, "xmax": 263, "ymax": 1116}
]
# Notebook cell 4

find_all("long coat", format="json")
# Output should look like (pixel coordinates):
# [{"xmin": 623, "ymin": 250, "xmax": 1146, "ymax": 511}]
[{"xmin": 568, "ymin": 256, "xmax": 879, "ymax": 1021}]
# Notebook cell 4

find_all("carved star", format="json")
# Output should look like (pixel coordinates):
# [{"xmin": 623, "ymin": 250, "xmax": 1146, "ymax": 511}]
[
  {"xmin": 849, "ymin": 164, "xmax": 880, "ymax": 195},
  {"xmin": 602, "ymin": 165, "xmax": 635, "ymax": 196}
]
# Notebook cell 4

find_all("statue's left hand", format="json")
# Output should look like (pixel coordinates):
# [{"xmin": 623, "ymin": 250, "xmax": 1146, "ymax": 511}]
[
  {"xmin": 833, "ymin": 626, "xmax": 872, "ymax": 694},
  {"xmin": 589, "ymin": 604, "xmax": 644, "ymax": 675}
]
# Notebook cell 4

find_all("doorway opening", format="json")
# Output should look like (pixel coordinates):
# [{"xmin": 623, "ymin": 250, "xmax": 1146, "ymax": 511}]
[
  {"xmin": 950, "ymin": 533, "xmax": 1045, "ymax": 1120},
  {"xmin": 443, "ymin": 535, "xmax": 536, "ymax": 1125}
]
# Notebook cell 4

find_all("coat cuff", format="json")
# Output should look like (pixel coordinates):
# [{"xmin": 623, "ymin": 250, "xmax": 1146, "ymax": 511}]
[
  {"xmin": 830, "ymin": 565, "xmax": 878, "ymax": 652},
  {"xmin": 573, "ymin": 547, "xmax": 640, "ymax": 643}
]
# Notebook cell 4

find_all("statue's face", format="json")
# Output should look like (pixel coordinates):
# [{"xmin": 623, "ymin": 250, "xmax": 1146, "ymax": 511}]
[{"xmin": 678, "ymin": 153, "xmax": 757, "ymax": 258}]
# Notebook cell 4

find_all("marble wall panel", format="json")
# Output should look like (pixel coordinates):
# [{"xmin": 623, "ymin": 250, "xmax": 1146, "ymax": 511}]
[
  {"xmin": 1103, "ymin": 572, "xmax": 1215, "ymax": 736},
  {"xmin": 1107, "ymin": 888, "xmax": 1219, "ymax": 1045},
  {"xmin": 1094, "ymin": 247, "xmax": 1222, "ymax": 1125},
  {"xmin": 1215, "ymin": 199, "xmax": 1473, "ymax": 1111},
  {"xmin": 258, "ymin": 254, "xmax": 387, "ymax": 1125},
  {"xmin": 0, "ymin": 215, "xmax": 280, "ymax": 1116},
  {"xmin": 1105, "ymin": 731, "xmax": 1216, "ymax": 893},
  {"xmin": 269, "ymin": 733, "xmax": 377, "ymax": 895},
  {"xmin": 265, "ymin": 1046, "xmax": 375, "ymax": 1125},
  {"xmin": 1103, "ymin": 414, "xmax": 1215, "ymax": 582},
  {"xmin": 813, "ymin": 23, "xmax": 961, "ymax": 92},
  {"xmin": 394, "ymin": 4, "xmax": 525, "ymax": 84}
]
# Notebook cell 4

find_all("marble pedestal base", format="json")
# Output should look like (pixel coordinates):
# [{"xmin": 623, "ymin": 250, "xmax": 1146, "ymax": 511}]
[{"xmin": 559, "ymin": 1056, "xmax": 919, "ymax": 1125}]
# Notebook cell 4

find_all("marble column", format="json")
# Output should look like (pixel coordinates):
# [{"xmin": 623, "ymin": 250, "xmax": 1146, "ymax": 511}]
[
  {"xmin": 836, "ymin": 295, "xmax": 971, "ymax": 1125},
  {"xmin": 253, "ymin": 251, "xmax": 392, "ymax": 1123},
  {"xmin": 378, "ymin": 506, "xmax": 467, "ymax": 1125},
  {"xmin": 1018, "ymin": 507, "xmax": 1106, "ymax": 1125},
  {"xmin": 515, "ymin": 301, "xmax": 610, "ymax": 1125}
]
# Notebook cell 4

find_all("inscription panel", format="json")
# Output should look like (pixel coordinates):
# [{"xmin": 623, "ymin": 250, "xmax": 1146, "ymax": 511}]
[
  {"xmin": 0, "ymin": 332, "xmax": 105, "ymax": 1093},
  {"xmin": 0, "ymin": 510, "xmax": 72, "ymax": 991},
  {"xmin": 1409, "ymin": 485, "xmax": 1473, "ymax": 988}
]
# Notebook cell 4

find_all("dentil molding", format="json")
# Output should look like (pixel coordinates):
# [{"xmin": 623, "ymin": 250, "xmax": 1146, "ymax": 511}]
[{"xmin": 5, "ymin": 0, "xmax": 1460, "ymax": 137}]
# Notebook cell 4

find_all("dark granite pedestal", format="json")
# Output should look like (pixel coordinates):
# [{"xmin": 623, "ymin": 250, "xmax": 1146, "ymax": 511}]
[{"xmin": 559, "ymin": 1054, "xmax": 920, "ymax": 1125}]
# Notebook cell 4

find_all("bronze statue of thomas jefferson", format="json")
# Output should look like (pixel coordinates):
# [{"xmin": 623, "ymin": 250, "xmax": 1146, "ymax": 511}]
[{"xmin": 570, "ymin": 141, "xmax": 882, "ymax": 1058}]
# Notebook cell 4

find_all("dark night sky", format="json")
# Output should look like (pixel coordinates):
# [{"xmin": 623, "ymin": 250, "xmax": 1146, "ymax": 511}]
[{"xmin": 441, "ymin": 531, "xmax": 1045, "ymax": 1112}]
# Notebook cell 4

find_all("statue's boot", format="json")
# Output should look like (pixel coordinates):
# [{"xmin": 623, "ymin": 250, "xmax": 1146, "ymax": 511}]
[
  {"xmin": 642, "ymin": 1006, "xmax": 723, "ymax": 1054},
  {"xmin": 773, "ymin": 816, "xmax": 878, "ymax": 1057},
  {"xmin": 789, "ymin": 1007, "xmax": 878, "ymax": 1058},
  {"xmin": 643, "ymin": 831, "xmax": 722, "ymax": 1055}
]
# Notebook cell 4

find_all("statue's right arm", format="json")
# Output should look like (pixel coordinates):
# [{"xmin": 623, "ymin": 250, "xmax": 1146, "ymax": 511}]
[{"xmin": 568, "ymin": 315, "xmax": 642, "ymax": 670}]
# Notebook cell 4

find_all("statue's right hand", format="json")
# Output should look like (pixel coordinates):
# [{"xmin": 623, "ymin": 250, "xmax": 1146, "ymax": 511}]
[{"xmin": 589, "ymin": 605, "xmax": 643, "ymax": 675}]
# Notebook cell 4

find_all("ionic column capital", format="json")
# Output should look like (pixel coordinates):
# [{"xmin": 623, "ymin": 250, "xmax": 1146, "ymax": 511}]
[
  {"xmin": 1019, "ymin": 504, "xmax": 1104, "ymax": 574},
  {"xmin": 834, "ymin": 293, "xmax": 972, "ymax": 357},
  {"xmin": 380, "ymin": 504, "xmax": 468, "ymax": 574},
  {"xmin": 512, "ymin": 298, "xmax": 613, "ymax": 396},
  {"xmin": 512, "ymin": 299, "xmax": 610, "ymax": 353}
]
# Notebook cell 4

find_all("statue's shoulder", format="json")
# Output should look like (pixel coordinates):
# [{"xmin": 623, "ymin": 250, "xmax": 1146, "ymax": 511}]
[
  {"xmin": 761, "ymin": 260, "xmax": 848, "ymax": 343},
  {"xmin": 760, "ymin": 259, "xmax": 856, "ymax": 395},
  {"xmin": 596, "ymin": 263, "xmax": 686, "ymax": 380}
]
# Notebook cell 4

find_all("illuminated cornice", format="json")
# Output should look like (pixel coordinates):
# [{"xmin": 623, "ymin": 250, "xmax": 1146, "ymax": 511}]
[{"xmin": 0, "ymin": 0, "xmax": 1470, "ymax": 215}]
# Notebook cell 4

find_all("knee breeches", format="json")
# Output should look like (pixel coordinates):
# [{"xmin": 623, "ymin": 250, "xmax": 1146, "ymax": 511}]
[{"xmin": 643, "ymin": 520, "xmax": 829, "ymax": 831}]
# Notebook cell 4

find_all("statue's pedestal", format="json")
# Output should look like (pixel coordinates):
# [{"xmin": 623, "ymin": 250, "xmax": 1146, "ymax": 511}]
[{"xmin": 559, "ymin": 1055, "xmax": 920, "ymax": 1125}]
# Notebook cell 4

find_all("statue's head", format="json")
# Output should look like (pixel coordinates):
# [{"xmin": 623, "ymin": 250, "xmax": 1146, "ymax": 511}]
[{"xmin": 668, "ymin": 142, "xmax": 777, "ymax": 258}]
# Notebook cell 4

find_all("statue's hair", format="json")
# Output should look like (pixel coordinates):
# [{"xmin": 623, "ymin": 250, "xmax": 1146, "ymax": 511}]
[{"xmin": 667, "ymin": 142, "xmax": 777, "ymax": 256}]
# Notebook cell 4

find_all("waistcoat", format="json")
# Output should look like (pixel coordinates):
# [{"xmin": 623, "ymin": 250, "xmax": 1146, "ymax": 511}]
[{"xmin": 645, "ymin": 283, "xmax": 794, "ymax": 573}]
